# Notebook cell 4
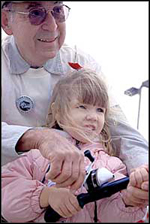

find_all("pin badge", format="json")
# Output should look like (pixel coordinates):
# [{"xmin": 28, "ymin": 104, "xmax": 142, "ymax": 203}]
[{"xmin": 16, "ymin": 96, "xmax": 34, "ymax": 113}]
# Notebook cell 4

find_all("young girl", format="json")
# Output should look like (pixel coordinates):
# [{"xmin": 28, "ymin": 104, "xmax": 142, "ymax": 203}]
[{"xmin": 2, "ymin": 68, "xmax": 148, "ymax": 223}]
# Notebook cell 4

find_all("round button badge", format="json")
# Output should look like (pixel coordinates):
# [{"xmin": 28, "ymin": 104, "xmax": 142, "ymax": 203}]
[{"xmin": 16, "ymin": 95, "xmax": 34, "ymax": 113}]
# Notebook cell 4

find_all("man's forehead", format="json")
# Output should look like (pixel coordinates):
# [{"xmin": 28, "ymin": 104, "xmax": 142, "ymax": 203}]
[
  {"xmin": 23, "ymin": 1, "xmax": 63, "ymax": 4},
  {"xmin": 20, "ymin": 1, "xmax": 63, "ymax": 4},
  {"xmin": 21, "ymin": 1, "xmax": 63, "ymax": 4},
  {"xmin": 2, "ymin": 1, "xmax": 63, "ymax": 8},
  {"xmin": 9, "ymin": 1, "xmax": 63, "ymax": 9},
  {"xmin": 2, "ymin": 1, "xmax": 62, "ymax": 6},
  {"xmin": 10, "ymin": 1, "xmax": 63, "ymax": 6},
  {"xmin": 28, "ymin": 1, "xmax": 63, "ymax": 3}
]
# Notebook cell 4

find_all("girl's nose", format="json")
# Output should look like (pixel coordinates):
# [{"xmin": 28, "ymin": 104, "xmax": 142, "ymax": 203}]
[{"xmin": 86, "ymin": 113, "xmax": 97, "ymax": 121}]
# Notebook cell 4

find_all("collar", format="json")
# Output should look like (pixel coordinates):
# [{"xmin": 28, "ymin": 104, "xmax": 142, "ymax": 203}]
[{"xmin": 7, "ymin": 36, "xmax": 64, "ymax": 75}]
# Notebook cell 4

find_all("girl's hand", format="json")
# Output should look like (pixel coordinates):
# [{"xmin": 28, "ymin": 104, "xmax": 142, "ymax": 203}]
[
  {"xmin": 48, "ymin": 187, "xmax": 81, "ymax": 218},
  {"xmin": 129, "ymin": 164, "xmax": 148, "ymax": 188},
  {"xmin": 121, "ymin": 164, "xmax": 149, "ymax": 207}
]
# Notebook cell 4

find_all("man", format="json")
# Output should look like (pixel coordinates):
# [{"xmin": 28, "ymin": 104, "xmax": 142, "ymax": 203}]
[{"xmin": 1, "ymin": 1, "xmax": 148, "ymax": 207}]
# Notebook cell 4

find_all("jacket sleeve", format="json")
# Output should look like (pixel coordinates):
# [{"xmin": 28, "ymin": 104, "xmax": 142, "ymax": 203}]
[
  {"xmin": 2, "ymin": 122, "xmax": 32, "ymax": 166},
  {"xmin": 96, "ymin": 162, "xmax": 147, "ymax": 222},
  {"xmin": 109, "ymin": 113, "xmax": 148, "ymax": 173},
  {"xmin": 2, "ymin": 151, "xmax": 46, "ymax": 223},
  {"xmin": 97, "ymin": 192, "xmax": 146, "ymax": 222}
]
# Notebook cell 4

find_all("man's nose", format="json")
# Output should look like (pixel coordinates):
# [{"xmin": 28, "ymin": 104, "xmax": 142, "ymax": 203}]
[{"xmin": 41, "ymin": 10, "xmax": 58, "ymax": 31}]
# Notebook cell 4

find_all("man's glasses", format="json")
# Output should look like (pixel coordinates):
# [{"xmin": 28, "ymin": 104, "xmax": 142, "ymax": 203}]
[{"xmin": 6, "ymin": 4, "xmax": 71, "ymax": 25}]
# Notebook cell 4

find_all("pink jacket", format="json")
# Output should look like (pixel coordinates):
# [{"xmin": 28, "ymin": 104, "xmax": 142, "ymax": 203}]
[{"xmin": 2, "ymin": 133, "xmax": 146, "ymax": 223}]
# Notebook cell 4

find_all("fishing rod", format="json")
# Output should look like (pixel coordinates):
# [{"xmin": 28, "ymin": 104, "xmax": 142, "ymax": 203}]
[{"xmin": 44, "ymin": 150, "xmax": 129, "ymax": 222}]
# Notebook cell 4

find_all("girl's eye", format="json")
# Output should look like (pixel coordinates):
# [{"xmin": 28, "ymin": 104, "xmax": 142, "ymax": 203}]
[
  {"xmin": 97, "ymin": 108, "xmax": 105, "ymax": 113},
  {"xmin": 78, "ymin": 105, "xmax": 86, "ymax": 109}
]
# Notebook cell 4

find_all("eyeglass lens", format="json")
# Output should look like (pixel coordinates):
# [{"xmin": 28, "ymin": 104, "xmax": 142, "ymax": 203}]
[{"xmin": 29, "ymin": 5, "xmax": 69, "ymax": 25}]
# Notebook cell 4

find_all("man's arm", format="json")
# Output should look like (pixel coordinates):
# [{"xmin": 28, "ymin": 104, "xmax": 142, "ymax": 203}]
[
  {"xmin": 109, "ymin": 114, "xmax": 148, "ymax": 174},
  {"xmin": 2, "ymin": 122, "xmax": 85, "ymax": 189},
  {"xmin": 2, "ymin": 122, "xmax": 32, "ymax": 166},
  {"xmin": 108, "ymin": 108, "xmax": 148, "ymax": 207}
]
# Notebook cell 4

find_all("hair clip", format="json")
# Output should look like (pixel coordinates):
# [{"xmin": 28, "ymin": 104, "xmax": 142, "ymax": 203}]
[{"xmin": 68, "ymin": 62, "xmax": 82, "ymax": 70}]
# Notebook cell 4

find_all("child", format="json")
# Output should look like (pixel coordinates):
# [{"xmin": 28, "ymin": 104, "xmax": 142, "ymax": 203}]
[{"xmin": 2, "ymin": 68, "xmax": 148, "ymax": 223}]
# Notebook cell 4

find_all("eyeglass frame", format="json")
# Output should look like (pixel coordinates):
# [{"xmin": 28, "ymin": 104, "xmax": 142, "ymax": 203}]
[{"xmin": 3, "ymin": 4, "xmax": 71, "ymax": 25}]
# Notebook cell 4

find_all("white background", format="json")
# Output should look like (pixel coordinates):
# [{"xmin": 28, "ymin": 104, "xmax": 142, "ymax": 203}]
[
  {"xmin": 65, "ymin": 1, "xmax": 148, "ymax": 141},
  {"xmin": 2, "ymin": 1, "xmax": 148, "ymax": 140}
]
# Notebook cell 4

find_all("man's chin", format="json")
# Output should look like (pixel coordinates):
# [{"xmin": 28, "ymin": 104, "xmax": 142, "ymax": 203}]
[
  {"xmin": 39, "ymin": 50, "xmax": 58, "ymax": 61},
  {"xmin": 48, "ymin": 51, "xmax": 58, "ymax": 59}
]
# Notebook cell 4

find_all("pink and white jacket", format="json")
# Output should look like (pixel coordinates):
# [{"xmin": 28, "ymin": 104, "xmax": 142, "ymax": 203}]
[{"xmin": 2, "ymin": 131, "xmax": 146, "ymax": 223}]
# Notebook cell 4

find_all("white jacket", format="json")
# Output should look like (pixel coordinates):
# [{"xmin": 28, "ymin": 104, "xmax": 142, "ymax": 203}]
[{"xmin": 2, "ymin": 35, "xmax": 148, "ymax": 170}]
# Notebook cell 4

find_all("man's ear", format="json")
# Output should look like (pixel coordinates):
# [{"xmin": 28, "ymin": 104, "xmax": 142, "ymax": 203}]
[{"xmin": 1, "ymin": 10, "xmax": 13, "ymax": 35}]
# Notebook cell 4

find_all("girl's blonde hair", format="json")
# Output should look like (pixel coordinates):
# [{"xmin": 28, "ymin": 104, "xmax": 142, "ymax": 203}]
[{"xmin": 46, "ymin": 68, "xmax": 114, "ymax": 155}]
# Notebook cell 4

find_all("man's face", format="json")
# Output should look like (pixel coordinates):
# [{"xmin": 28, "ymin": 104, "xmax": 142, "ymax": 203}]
[{"xmin": 5, "ymin": 1, "xmax": 67, "ymax": 66}]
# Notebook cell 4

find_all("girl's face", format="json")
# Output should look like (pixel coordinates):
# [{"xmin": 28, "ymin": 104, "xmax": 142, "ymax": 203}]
[{"xmin": 60, "ymin": 99, "xmax": 106, "ymax": 143}]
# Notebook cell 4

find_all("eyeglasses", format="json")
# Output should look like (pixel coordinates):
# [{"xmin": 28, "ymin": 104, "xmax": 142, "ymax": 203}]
[{"xmin": 6, "ymin": 4, "xmax": 71, "ymax": 25}]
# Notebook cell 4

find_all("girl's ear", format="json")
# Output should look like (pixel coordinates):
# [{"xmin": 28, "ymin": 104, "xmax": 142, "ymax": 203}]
[{"xmin": 1, "ymin": 10, "xmax": 13, "ymax": 35}]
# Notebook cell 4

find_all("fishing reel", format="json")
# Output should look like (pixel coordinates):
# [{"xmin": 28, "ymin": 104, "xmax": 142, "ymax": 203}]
[
  {"xmin": 83, "ymin": 150, "xmax": 114, "ymax": 192},
  {"xmin": 44, "ymin": 150, "xmax": 129, "ymax": 222}
]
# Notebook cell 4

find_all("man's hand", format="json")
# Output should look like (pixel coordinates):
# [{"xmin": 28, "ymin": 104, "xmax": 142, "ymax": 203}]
[
  {"xmin": 39, "ymin": 129, "xmax": 86, "ymax": 190},
  {"xmin": 121, "ymin": 164, "xmax": 149, "ymax": 207},
  {"xmin": 16, "ymin": 128, "xmax": 85, "ymax": 190}
]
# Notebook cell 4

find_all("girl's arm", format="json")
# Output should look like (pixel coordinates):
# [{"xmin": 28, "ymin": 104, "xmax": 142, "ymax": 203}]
[
  {"xmin": 121, "ymin": 164, "xmax": 149, "ymax": 207},
  {"xmin": 96, "ymin": 162, "xmax": 147, "ymax": 222},
  {"xmin": 2, "ymin": 150, "xmax": 48, "ymax": 223}
]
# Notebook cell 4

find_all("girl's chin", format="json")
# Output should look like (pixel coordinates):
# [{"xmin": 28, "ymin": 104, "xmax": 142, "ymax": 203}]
[
  {"xmin": 65, "ymin": 129, "xmax": 98, "ymax": 143},
  {"xmin": 72, "ymin": 134, "xmax": 96, "ymax": 144}
]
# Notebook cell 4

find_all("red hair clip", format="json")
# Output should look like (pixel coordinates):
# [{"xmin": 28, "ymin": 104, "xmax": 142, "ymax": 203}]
[{"xmin": 68, "ymin": 62, "xmax": 82, "ymax": 70}]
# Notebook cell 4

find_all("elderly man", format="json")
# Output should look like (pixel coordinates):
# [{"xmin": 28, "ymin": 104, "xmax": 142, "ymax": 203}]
[{"xmin": 1, "ymin": 0, "xmax": 148, "ymax": 208}]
